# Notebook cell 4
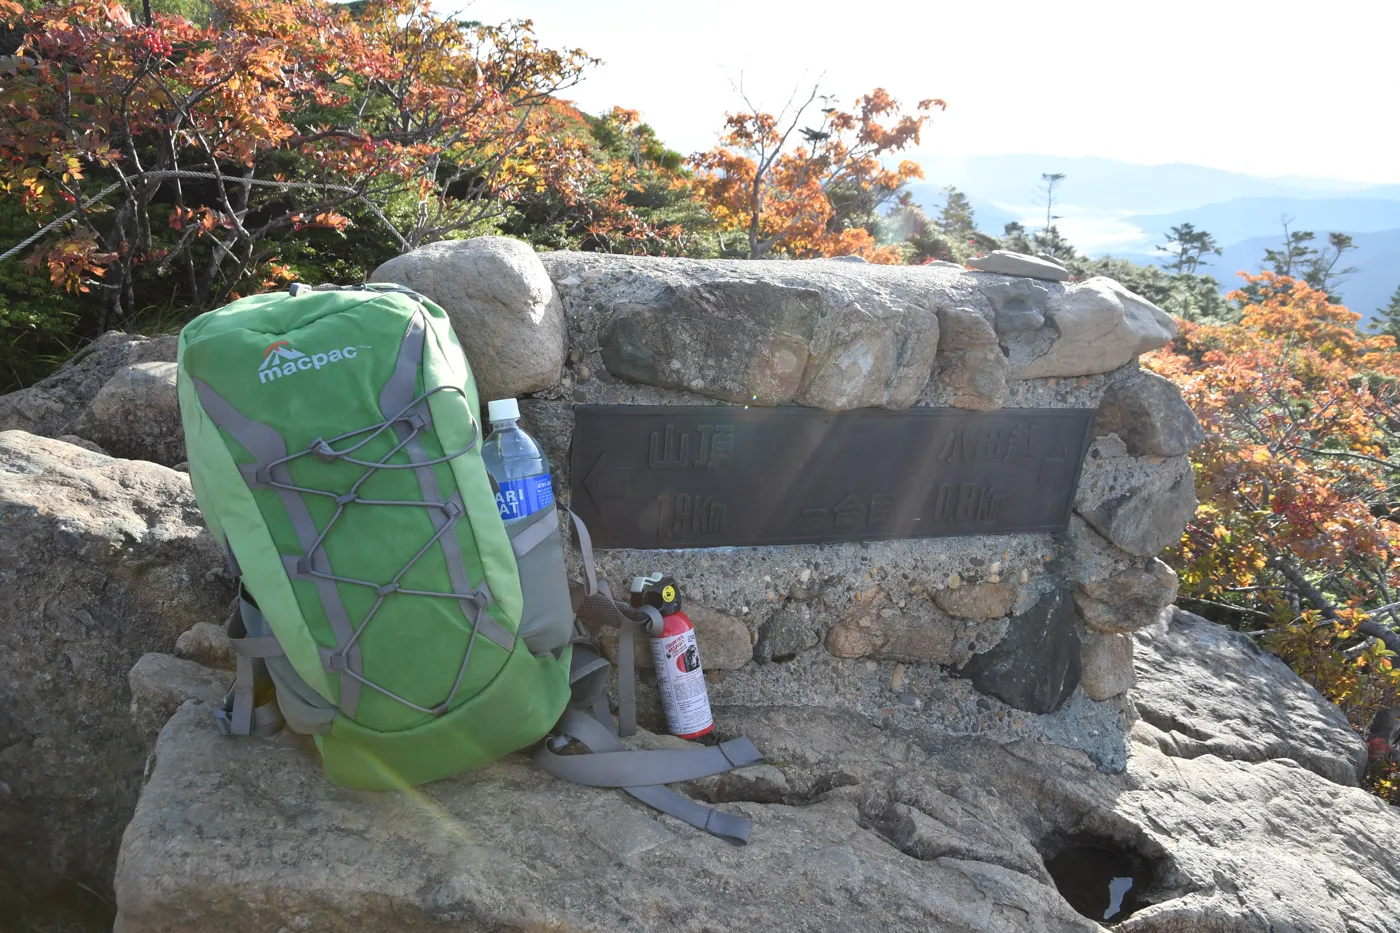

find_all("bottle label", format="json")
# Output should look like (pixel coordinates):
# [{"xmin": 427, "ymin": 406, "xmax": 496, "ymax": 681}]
[
  {"xmin": 650, "ymin": 628, "xmax": 713, "ymax": 736},
  {"xmin": 494, "ymin": 473, "xmax": 555, "ymax": 522}
]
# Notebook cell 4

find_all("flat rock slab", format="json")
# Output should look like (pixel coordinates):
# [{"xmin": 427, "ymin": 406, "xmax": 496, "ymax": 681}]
[
  {"xmin": 116, "ymin": 704, "xmax": 1098, "ymax": 933},
  {"xmin": 967, "ymin": 250, "xmax": 1072, "ymax": 282},
  {"xmin": 116, "ymin": 691, "xmax": 1400, "ymax": 933},
  {"xmin": 1132, "ymin": 608, "xmax": 1369, "ymax": 787}
]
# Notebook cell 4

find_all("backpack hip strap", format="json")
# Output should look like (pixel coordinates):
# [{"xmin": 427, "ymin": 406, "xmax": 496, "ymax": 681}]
[
  {"xmin": 215, "ymin": 589, "xmax": 287, "ymax": 738},
  {"xmin": 535, "ymin": 709, "xmax": 759, "ymax": 845},
  {"xmin": 552, "ymin": 511, "xmax": 763, "ymax": 843},
  {"xmin": 567, "ymin": 509, "xmax": 655, "ymax": 737}
]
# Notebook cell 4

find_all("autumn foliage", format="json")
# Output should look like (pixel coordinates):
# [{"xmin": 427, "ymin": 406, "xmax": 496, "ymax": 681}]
[
  {"xmin": 0, "ymin": 0, "xmax": 949, "ymax": 385},
  {"xmin": 1144, "ymin": 272, "xmax": 1400, "ymax": 799},
  {"xmin": 690, "ymin": 88, "xmax": 943, "ymax": 262},
  {"xmin": 0, "ymin": 0, "xmax": 618, "ymax": 316}
]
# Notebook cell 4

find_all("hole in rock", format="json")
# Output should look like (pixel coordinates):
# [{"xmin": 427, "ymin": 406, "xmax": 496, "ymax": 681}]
[
  {"xmin": 1043, "ymin": 836, "xmax": 1158, "ymax": 923},
  {"xmin": 5, "ymin": 880, "xmax": 115, "ymax": 933}
]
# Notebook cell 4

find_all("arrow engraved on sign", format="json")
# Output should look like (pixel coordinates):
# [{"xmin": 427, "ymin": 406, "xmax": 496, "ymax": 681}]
[{"xmin": 583, "ymin": 453, "xmax": 631, "ymax": 507}]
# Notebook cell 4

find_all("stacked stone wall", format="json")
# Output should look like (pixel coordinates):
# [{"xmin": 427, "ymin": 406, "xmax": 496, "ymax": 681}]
[{"xmin": 372, "ymin": 239, "xmax": 1205, "ymax": 756}]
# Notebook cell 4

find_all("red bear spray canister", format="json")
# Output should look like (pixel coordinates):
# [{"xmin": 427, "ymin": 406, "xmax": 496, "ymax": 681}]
[{"xmin": 630, "ymin": 573, "xmax": 714, "ymax": 739}]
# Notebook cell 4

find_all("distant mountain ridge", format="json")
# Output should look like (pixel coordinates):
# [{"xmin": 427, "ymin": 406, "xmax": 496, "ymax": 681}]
[
  {"xmin": 900, "ymin": 154, "xmax": 1400, "ymax": 317},
  {"xmin": 901, "ymin": 154, "xmax": 1396, "ymax": 216},
  {"xmin": 1127, "ymin": 198, "xmax": 1400, "ymax": 250}
]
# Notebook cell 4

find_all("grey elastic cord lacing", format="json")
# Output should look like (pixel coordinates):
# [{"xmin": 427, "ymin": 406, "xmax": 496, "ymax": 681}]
[{"xmin": 261, "ymin": 383, "xmax": 491, "ymax": 717}]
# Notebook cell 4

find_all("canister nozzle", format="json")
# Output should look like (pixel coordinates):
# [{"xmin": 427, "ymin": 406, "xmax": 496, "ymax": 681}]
[{"xmin": 640, "ymin": 574, "xmax": 682, "ymax": 616}]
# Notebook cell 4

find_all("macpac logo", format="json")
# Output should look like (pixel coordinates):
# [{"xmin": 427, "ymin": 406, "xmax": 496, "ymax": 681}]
[{"xmin": 257, "ymin": 340, "xmax": 359, "ymax": 385}]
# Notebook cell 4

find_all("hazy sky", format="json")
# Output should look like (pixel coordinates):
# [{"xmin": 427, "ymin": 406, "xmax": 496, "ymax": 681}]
[{"xmin": 452, "ymin": 0, "xmax": 1400, "ymax": 185}]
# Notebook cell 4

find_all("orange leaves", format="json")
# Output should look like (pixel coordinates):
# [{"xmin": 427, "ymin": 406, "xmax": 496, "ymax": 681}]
[
  {"xmin": 259, "ymin": 261, "xmax": 298, "ymax": 289},
  {"xmin": 690, "ymin": 86, "xmax": 938, "ymax": 260},
  {"xmin": 2, "ymin": 0, "xmax": 604, "ymax": 309},
  {"xmin": 289, "ymin": 211, "xmax": 351, "ymax": 233},
  {"xmin": 1231, "ymin": 272, "xmax": 1398, "ymax": 368},
  {"xmin": 1145, "ymin": 276, "xmax": 1400, "ymax": 799},
  {"xmin": 608, "ymin": 107, "xmax": 642, "ymax": 129}
]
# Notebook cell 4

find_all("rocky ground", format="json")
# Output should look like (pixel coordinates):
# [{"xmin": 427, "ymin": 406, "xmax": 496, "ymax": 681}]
[{"xmin": 111, "ymin": 608, "xmax": 1398, "ymax": 933}]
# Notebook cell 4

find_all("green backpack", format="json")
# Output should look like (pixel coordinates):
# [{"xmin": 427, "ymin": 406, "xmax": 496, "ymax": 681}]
[{"xmin": 177, "ymin": 283, "xmax": 759, "ymax": 842}]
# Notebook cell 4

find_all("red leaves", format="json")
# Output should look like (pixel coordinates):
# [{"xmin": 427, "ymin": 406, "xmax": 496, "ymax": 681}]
[
  {"xmin": 32, "ymin": 232, "xmax": 117, "ymax": 294},
  {"xmin": 1, "ymin": 0, "xmax": 599, "ymax": 302}
]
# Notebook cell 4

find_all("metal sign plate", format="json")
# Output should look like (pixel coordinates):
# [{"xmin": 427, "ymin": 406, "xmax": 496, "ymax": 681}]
[{"xmin": 568, "ymin": 405, "xmax": 1096, "ymax": 550}]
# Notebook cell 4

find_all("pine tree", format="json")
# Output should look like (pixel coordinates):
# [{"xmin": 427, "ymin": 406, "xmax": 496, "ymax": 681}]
[
  {"xmin": 1038, "ymin": 172, "xmax": 1065, "ymax": 231},
  {"xmin": 1000, "ymin": 221, "xmax": 1034, "ymax": 254},
  {"xmin": 1159, "ymin": 223, "xmax": 1221, "ymax": 274},
  {"xmin": 936, "ymin": 186, "xmax": 976, "ymax": 241},
  {"xmin": 1371, "ymin": 284, "xmax": 1400, "ymax": 342},
  {"xmin": 1263, "ymin": 218, "xmax": 1319, "ymax": 277},
  {"xmin": 1033, "ymin": 225, "xmax": 1076, "ymax": 261},
  {"xmin": 1303, "ymin": 232, "xmax": 1359, "ymax": 302}
]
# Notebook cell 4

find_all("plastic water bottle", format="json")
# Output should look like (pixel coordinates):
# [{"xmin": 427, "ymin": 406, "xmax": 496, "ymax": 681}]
[
  {"xmin": 480, "ymin": 399, "xmax": 556, "ymax": 523},
  {"xmin": 481, "ymin": 398, "xmax": 574, "ymax": 656}
]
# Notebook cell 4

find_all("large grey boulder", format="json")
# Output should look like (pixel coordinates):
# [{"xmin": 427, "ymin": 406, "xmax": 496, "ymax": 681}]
[
  {"xmin": 1094, "ymin": 369, "xmax": 1204, "ymax": 457},
  {"xmin": 114, "ymin": 646, "xmax": 1400, "ymax": 933},
  {"xmin": 128, "ymin": 652, "xmax": 228, "ymax": 739},
  {"xmin": 543, "ymin": 253, "xmax": 954, "ymax": 410},
  {"xmin": 0, "ymin": 331, "xmax": 177, "ymax": 439},
  {"xmin": 1015, "ymin": 278, "xmax": 1176, "ymax": 379},
  {"xmin": 1133, "ymin": 608, "xmax": 1369, "ymax": 787},
  {"xmin": 370, "ymin": 236, "xmax": 568, "ymax": 401},
  {"xmin": 71, "ymin": 362, "xmax": 184, "ymax": 466},
  {"xmin": 0, "ymin": 432, "xmax": 233, "ymax": 908}
]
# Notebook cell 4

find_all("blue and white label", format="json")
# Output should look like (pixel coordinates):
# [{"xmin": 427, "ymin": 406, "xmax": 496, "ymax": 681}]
[{"xmin": 495, "ymin": 473, "xmax": 555, "ymax": 522}]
